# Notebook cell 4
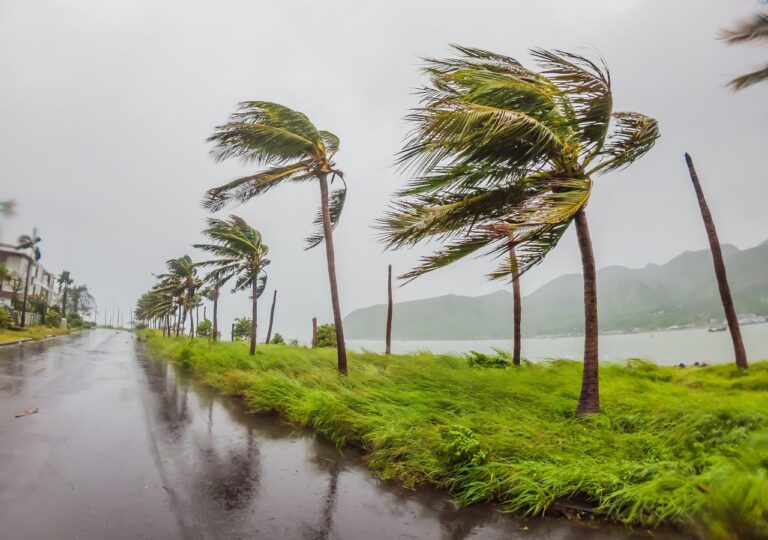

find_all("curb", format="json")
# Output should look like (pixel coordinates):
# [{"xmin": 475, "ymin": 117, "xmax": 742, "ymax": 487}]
[{"xmin": 0, "ymin": 338, "xmax": 33, "ymax": 347}]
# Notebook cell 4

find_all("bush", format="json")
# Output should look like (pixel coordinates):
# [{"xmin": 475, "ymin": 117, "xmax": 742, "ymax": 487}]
[
  {"xmin": 316, "ymin": 323, "xmax": 337, "ymax": 348},
  {"xmin": 197, "ymin": 319, "xmax": 213, "ymax": 337},
  {"xmin": 45, "ymin": 306, "xmax": 62, "ymax": 327},
  {"xmin": 0, "ymin": 307, "xmax": 11, "ymax": 329},
  {"xmin": 270, "ymin": 332, "xmax": 285, "ymax": 344},
  {"xmin": 233, "ymin": 317, "xmax": 251, "ymax": 340},
  {"xmin": 466, "ymin": 347, "xmax": 514, "ymax": 368}
]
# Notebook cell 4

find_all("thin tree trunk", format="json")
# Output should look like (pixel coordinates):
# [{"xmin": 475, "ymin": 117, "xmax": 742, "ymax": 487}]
[
  {"xmin": 189, "ymin": 305, "xmax": 194, "ymax": 339},
  {"xmin": 508, "ymin": 241, "xmax": 522, "ymax": 366},
  {"xmin": 20, "ymin": 260, "xmax": 32, "ymax": 327},
  {"xmin": 574, "ymin": 209, "xmax": 600, "ymax": 415},
  {"xmin": 62, "ymin": 289, "xmax": 68, "ymax": 321},
  {"xmin": 318, "ymin": 173, "xmax": 347, "ymax": 374},
  {"xmin": 250, "ymin": 278, "xmax": 258, "ymax": 355},
  {"xmin": 685, "ymin": 153, "xmax": 748, "ymax": 369},
  {"xmin": 212, "ymin": 288, "xmax": 218, "ymax": 342},
  {"xmin": 385, "ymin": 265, "xmax": 393, "ymax": 355},
  {"xmin": 312, "ymin": 317, "xmax": 318, "ymax": 349},
  {"xmin": 265, "ymin": 290, "xmax": 277, "ymax": 344}
]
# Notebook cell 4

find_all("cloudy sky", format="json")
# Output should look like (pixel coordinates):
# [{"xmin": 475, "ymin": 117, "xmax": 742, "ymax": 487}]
[{"xmin": 1, "ymin": 0, "xmax": 765, "ymax": 341}]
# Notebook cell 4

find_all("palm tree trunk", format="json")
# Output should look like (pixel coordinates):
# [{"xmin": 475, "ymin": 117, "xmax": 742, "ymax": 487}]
[
  {"xmin": 20, "ymin": 260, "xmax": 32, "ymax": 327},
  {"xmin": 318, "ymin": 173, "xmax": 348, "ymax": 374},
  {"xmin": 385, "ymin": 265, "xmax": 393, "ymax": 355},
  {"xmin": 574, "ymin": 209, "xmax": 600, "ymax": 415},
  {"xmin": 685, "ymin": 154, "xmax": 748, "ymax": 369},
  {"xmin": 62, "ymin": 288, "xmax": 68, "ymax": 320},
  {"xmin": 189, "ymin": 306, "xmax": 194, "ymax": 339},
  {"xmin": 212, "ymin": 288, "xmax": 219, "ymax": 342},
  {"xmin": 508, "ymin": 241, "xmax": 522, "ymax": 366},
  {"xmin": 312, "ymin": 317, "xmax": 318, "ymax": 349},
  {"xmin": 250, "ymin": 278, "xmax": 258, "ymax": 355},
  {"xmin": 265, "ymin": 290, "xmax": 277, "ymax": 344}
]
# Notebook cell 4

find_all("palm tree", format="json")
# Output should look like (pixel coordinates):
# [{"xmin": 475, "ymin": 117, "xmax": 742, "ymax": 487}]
[
  {"xmin": 202, "ymin": 284, "xmax": 221, "ymax": 341},
  {"xmin": 203, "ymin": 102, "xmax": 350, "ymax": 374},
  {"xmin": 194, "ymin": 216, "xmax": 269, "ymax": 355},
  {"xmin": 684, "ymin": 154, "xmax": 748, "ymax": 368},
  {"xmin": 265, "ymin": 290, "xmax": 277, "ymax": 344},
  {"xmin": 70, "ymin": 284, "xmax": 95, "ymax": 319},
  {"xmin": 382, "ymin": 46, "xmax": 659, "ymax": 414},
  {"xmin": 57, "ymin": 270, "xmax": 73, "ymax": 319},
  {"xmin": 16, "ymin": 230, "xmax": 41, "ymax": 328},
  {"xmin": 155, "ymin": 255, "xmax": 202, "ymax": 338},
  {"xmin": 722, "ymin": 13, "xmax": 768, "ymax": 91}
]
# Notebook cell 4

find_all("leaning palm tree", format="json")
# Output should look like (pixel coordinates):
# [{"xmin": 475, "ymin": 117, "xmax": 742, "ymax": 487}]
[
  {"xmin": 194, "ymin": 216, "xmax": 269, "ymax": 355},
  {"xmin": 722, "ymin": 13, "xmax": 768, "ymax": 91},
  {"xmin": 155, "ymin": 255, "xmax": 202, "ymax": 338},
  {"xmin": 203, "ymin": 102, "xmax": 349, "ymax": 373},
  {"xmin": 201, "ymin": 283, "xmax": 222, "ymax": 341},
  {"xmin": 382, "ymin": 46, "xmax": 659, "ymax": 414}
]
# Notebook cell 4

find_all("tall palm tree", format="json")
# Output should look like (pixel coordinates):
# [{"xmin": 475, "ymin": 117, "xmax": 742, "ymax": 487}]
[
  {"xmin": 203, "ymin": 102, "xmax": 350, "ymax": 374},
  {"xmin": 382, "ymin": 46, "xmax": 659, "ymax": 414},
  {"xmin": 57, "ymin": 270, "xmax": 73, "ymax": 319},
  {"xmin": 722, "ymin": 13, "xmax": 768, "ymax": 91},
  {"xmin": 16, "ymin": 230, "xmax": 41, "ymax": 328},
  {"xmin": 193, "ymin": 216, "xmax": 269, "ymax": 355}
]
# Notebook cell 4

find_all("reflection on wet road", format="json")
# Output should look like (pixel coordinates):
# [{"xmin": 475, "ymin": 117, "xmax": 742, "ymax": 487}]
[{"xmin": 0, "ymin": 330, "xmax": 686, "ymax": 539}]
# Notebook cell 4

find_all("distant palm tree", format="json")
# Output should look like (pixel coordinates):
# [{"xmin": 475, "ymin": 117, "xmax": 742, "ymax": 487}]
[
  {"xmin": 194, "ymin": 216, "xmax": 269, "ymax": 355},
  {"xmin": 202, "ymin": 284, "xmax": 221, "ymax": 341},
  {"xmin": 382, "ymin": 46, "xmax": 659, "ymax": 414},
  {"xmin": 57, "ymin": 271, "xmax": 73, "ymax": 319},
  {"xmin": 155, "ymin": 255, "xmax": 202, "ymax": 338},
  {"xmin": 203, "ymin": 102, "xmax": 350, "ymax": 373},
  {"xmin": 722, "ymin": 13, "xmax": 768, "ymax": 91}
]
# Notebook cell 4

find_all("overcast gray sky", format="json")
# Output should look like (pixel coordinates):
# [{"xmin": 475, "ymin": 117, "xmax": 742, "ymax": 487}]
[{"xmin": 1, "ymin": 0, "xmax": 766, "ymax": 341}]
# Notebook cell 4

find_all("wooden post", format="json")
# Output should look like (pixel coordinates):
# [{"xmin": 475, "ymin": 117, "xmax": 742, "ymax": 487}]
[
  {"xmin": 231, "ymin": 322, "xmax": 235, "ymax": 342},
  {"xmin": 385, "ymin": 265, "xmax": 393, "ymax": 355},
  {"xmin": 312, "ymin": 317, "xmax": 318, "ymax": 349}
]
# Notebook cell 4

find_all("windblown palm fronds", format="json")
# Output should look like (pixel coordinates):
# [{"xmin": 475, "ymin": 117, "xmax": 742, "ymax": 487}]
[{"xmin": 721, "ymin": 13, "xmax": 768, "ymax": 91}]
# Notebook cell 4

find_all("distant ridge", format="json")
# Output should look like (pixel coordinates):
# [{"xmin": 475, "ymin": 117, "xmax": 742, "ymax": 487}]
[{"xmin": 344, "ymin": 241, "xmax": 768, "ymax": 340}]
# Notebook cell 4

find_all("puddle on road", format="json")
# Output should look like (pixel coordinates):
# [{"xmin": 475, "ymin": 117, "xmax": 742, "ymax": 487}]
[{"xmin": 137, "ymin": 346, "xmax": 690, "ymax": 540}]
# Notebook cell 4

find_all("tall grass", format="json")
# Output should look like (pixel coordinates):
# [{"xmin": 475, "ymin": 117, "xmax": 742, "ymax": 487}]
[{"xmin": 141, "ymin": 333, "xmax": 768, "ymax": 537}]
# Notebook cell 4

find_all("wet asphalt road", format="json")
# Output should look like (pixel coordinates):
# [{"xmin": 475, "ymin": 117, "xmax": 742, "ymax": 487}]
[{"xmin": 0, "ymin": 330, "xmax": 689, "ymax": 540}]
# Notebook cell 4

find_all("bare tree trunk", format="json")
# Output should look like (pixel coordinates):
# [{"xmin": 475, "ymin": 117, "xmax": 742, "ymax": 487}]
[
  {"xmin": 318, "ymin": 173, "xmax": 347, "ymax": 374},
  {"xmin": 508, "ymin": 241, "xmax": 522, "ymax": 366},
  {"xmin": 249, "ymin": 278, "xmax": 258, "ymax": 355},
  {"xmin": 189, "ymin": 305, "xmax": 194, "ymax": 339},
  {"xmin": 265, "ymin": 290, "xmax": 277, "ymax": 344},
  {"xmin": 212, "ymin": 287, "xmax": 219, "ymax": 342},
  {"xmin": 574, "ymin": 209, "xmax": 600, "ymax": 415},
  {"xmin": 312, "ymin": 317, "xmax": 318, "ymax": 349},
  {"xmin": 385, "ymin": 265, "xmax": 393, "ymax": 355},
  {"xmin": 20, "ymin": 260, "xmax": 32, "ymax": 327},
  {"xmin": 685, "ymin": 153, "xmax": 748, "ymax": 369}
]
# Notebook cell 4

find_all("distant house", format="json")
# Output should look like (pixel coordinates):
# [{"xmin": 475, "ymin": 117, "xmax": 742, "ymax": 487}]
[{"xmin": 0, "ymin": 244, "xmax": 56, "ymax": 309}]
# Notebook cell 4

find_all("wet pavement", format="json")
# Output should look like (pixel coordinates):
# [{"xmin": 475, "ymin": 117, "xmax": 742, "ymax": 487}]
[{"xmin": 0, "ymin": 330, "xmax": 690, "ymax": 539}]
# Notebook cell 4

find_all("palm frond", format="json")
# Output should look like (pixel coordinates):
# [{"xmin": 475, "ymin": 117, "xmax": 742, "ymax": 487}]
[
  {"xmin": 305, "ymin": 177, "xmax": 347, "ymax": 250},
  {"xmin": 202, "ymin": 163, "xmax": 310, "ymax": 211},
  {"xmin": 589, "ymin": 112, "xmax": 659, "ymax": 175},
  {"xmin": 728, "ymin": 65, "xmax": 768, "ymax": 91},
  {"xmin": 721, "ymin": 13, "xmax": 768, "ymax": 44}
]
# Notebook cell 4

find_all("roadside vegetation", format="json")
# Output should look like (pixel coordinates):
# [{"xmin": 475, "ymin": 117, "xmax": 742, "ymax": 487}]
[
  {"xmin": 0, "ymin": 325, "xmax": 72, "ymax": 343},
  {"xmin": 141, "ymin": 331, "xmax": 767, "ymax": 537}
]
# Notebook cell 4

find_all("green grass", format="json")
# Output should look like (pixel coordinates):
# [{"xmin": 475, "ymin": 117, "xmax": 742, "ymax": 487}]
[
  {"xmin": 141, "ymin": 331, "xmax": 768, "ymax": 538},
  {"xmin": 0, "ymin": 325, "xmax": 72, "ymax": 343}
]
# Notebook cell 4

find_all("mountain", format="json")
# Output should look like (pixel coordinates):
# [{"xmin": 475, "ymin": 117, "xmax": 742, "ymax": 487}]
[{"xmin": 344, "ymin": 241, "xmax": 768, "ymax": 340}]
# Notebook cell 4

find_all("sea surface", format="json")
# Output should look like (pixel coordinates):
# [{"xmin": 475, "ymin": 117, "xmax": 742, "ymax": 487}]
[{"xmin": 348, "ymin": 323, "xmax": 768, "ymax": 365}]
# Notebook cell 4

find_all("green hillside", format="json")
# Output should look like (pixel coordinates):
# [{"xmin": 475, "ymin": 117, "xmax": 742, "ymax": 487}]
[{"xmin": 344, "ymin": 241, "xmax": 768, "ymax": 339}]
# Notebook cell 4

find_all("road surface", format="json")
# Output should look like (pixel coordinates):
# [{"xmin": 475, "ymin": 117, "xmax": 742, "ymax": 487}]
[{"xmin": 0, "ymin": 330, "xmax": 685, "ymax": 539}]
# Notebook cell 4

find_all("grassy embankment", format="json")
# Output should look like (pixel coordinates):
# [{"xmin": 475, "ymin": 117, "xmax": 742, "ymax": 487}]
[
  {"xmin": 141, "ymin": 331, "xmax": 767, "ymax": 538},
  {"xmin": 0, "ymin": 325, "xmax": 72, "ymax": 343}
]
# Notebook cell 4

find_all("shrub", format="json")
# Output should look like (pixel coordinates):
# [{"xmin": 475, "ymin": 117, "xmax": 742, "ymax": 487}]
[
  {"xmin": 466, "ymin": 347, "xmax": 513, "ymax": 368},
  {"xmin": 316, "ymin": 323, "xmax": 337, "ymax": 347},
  {"xmin": 45, "ymin": 306, "xmax": 62, "ymax": 327},
  {"xmin": 270, "ymin": 332, "xmax": 285, "ymax": 345},
  {"xmin": 0, "ymin": 307, "xmax": 11, "ymax": 329},
  {"xmin": 197, "ymin": 319, "xmax": 213, "ymax": 337}
]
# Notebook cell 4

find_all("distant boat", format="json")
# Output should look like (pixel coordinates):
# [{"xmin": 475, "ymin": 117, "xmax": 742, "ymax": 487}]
[{"xmin": 708, "ymin": 325, "xmax": 727, "ymax": 332}]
